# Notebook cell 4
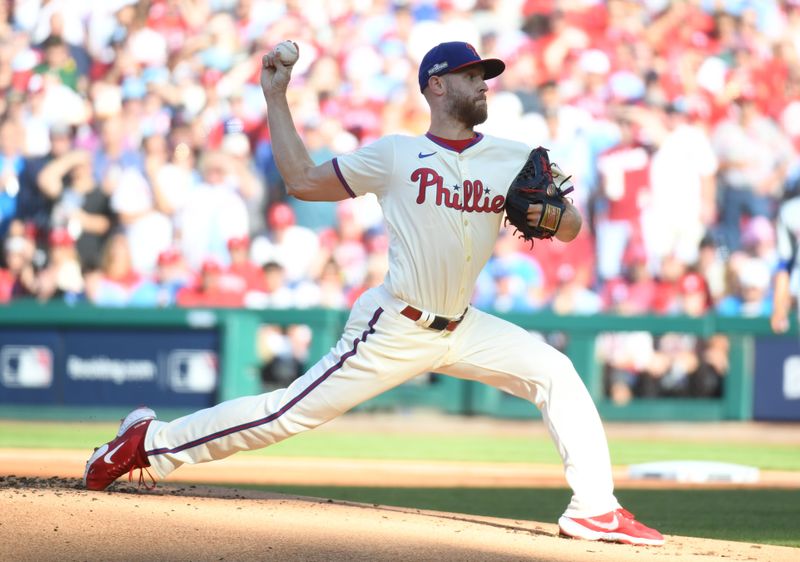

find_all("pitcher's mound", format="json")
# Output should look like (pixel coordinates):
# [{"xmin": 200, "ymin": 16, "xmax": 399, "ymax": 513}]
[{"xmin": 0, "ymin": 477, "xmax": 794, "ymax": 561}]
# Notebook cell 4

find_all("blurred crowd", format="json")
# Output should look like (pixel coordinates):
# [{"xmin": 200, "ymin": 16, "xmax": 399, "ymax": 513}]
[{"xmin": 1, "ymin": 1, "xmax": 800, "ymax": 401}]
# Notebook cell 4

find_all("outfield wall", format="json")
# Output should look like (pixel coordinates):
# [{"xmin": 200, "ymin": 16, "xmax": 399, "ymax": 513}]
[{"xmin": 0, "ymin": 302, "xmax": 798, "ymax": 421}]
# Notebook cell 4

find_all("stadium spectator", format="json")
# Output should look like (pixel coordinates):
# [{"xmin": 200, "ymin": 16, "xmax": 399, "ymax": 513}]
[
  {"xmin": 175, "ymin": 258, "xmax": 244, "ymax": 308},
  {"xmin": 594, "ymin": 115, "xmax": 651, "ymax": 282},
  {"xmin": 84, "ymin": 231, "xmax": 142, "ymax": 306},
  {"xmin": 345, "ymin": 260, "xmax": 387, "ymax": 309},
  {"xmin": 740, "ymin": 215, "xmax": 779, "ymax": 270},
  {"xmin": 311, "ymin": 258, "xmax": 347, "ymax": 309},
  {"xmin": 243, "ymin": 260, "xmax": 297, "ymax": 310},
  {"xmin": 549, "ymin": 263, "xmax": 603, "ymax": 315},
  {"xmin": 178, "ymin": 150, "xmax": 250, "ymax": 269},
  {"xmin": 14, "ymin": 1, "xmax": 87, "ymax": 48},
  {"xmin": 330, "ymin": 199, "xmax": 369, "ymax": 290},
  {"xmin": 597, "ymin": 328, "xmax": 656, "ymax": 406},
  {"xmin": 148, "ymin": 138, "xmax": 200, "ymax": 231},
  {"xmin": 475, "ymin": 227, "xmax": 546, "ymax": 313},
  {"xmin": 651, "ymin": 253, "xmax": 689, "ymax": 315},
  {"xmin": 712, "ymin": 94, "xmax": 795, "ymax": 252},
  {"xmin": 642, "ymin": 103, "xmax": 718, "ymax": 271},
  {"xmin": 642, "ymin": 272, "xmax": 723, "ymax": 398},
  {"xmin": 678, "ymin": 272, "xmax": 728, "ymax": 398},
  {"xmin": 110, "ymin": 164, "xmax": 172, "ymax": 274},
  {"xmin": 257, "ymin": 323, "xmax": 307, "ymax": 392},
  {"xmin": 131, "ymin": 247, "xmax": 192, "ymax": 308},
  {"xmin": 716, "ymin": 255, "xmax": 774, "ymax": 317},
  {"xmin": 250, "ymin": 201, "xmax": 319, "ymax": 283},
  {"xmin": 696, "ymin": 233, "xmax": 728, "ymax": 304},
  {"xmin": 600, "ymin": 242, "xmax": 656, "ymax": 314},
  {"xmin": 38, "ymin": 148, "xmax": 114, "ymax": 272},
  {"xmin": 93, "ymin": 114, "xmax": 145, "ymax": 186},
  {"xmin": 33, "ymin": 35, "xmax": 84, "ymax": 93},
  {"xmin": 533, "ymin": 105, "xmax": 596, "ymax": 214},
  {"xmin": 218, "ymin": 130, "xmax": 266, "ymax": 233},
  {"xmin": 0, "ymin": 118, "xmax": 25, "ymax": 240},
  {"xmin": 15, "ymin": 122, "xmax": 76, "ymax": 236},
  {"xmin": 0, "ymin": 230, "xmax": 38, "ymax": 301},
  {"xmin": 36, "ymin": 227, "xmax": 84, "ymax": 303},
  {"xmin": 676, "ymin": 271, "xmax": 713, "ymax": 319},
  {"xmin": 223, "ymin": 235, "xmax": 264, "ymax": 295}
]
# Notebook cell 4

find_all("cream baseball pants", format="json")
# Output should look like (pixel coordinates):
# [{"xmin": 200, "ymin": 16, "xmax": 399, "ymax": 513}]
[{"xmin": 144, "ymin": 285, "xmax": 619, "ymax": 518}]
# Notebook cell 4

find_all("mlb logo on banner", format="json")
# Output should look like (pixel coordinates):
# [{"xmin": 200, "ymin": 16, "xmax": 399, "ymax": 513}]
[
  {"xmin": 167, "ymin": 350, "xmax": 218, "ymax": 393},
  {"xmin": 0, "ymin": 345, "xmax": 54, "ymax": 389}
]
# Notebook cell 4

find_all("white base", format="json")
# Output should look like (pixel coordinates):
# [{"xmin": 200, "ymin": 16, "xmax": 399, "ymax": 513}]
[{"xmin": 628, "ymin": 460, "xmax": 760, "ymax": 483}]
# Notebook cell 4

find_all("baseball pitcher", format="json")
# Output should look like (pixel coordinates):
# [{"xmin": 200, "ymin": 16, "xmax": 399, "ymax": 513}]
[{"xmin": 84, "ymin": 41, "xmax": 663, "ymax": 547}]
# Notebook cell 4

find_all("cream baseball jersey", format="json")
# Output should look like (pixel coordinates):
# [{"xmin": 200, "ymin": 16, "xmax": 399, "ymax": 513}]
[{"xmin": 333, "ymin": 132, "xmax": 530, "ymax": 317}]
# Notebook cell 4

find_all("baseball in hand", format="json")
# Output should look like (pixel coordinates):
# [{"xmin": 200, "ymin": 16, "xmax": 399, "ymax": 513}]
[{"xmin": 274, "ymin": 40, "xmax": 299, "ymax": 66}]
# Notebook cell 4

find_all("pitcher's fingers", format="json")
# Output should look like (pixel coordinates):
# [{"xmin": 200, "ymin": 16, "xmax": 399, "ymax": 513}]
[{"xmin": 262, "ymin": 52, "xmax": 277, "ymax": 68}]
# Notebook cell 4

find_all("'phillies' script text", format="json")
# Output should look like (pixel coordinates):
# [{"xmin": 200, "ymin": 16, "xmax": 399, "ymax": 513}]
[{"xmin": 411, "ymin": 168, "xmax": 505, "ymax": 213}]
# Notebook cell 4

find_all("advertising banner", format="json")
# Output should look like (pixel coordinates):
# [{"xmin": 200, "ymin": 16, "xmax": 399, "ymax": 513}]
[{"xmin": 0, "ymin": 328, "xmax": 219, "ymax": 408}]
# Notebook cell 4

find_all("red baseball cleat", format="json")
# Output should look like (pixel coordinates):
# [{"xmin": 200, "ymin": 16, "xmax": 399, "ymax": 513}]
[
  {"xmin": 558, "ymin": 508, "xmax": 665, "ymax": 546},
  {"xmin": 83, "ymin": 407, "xmax": 156, "ymax": 491}
]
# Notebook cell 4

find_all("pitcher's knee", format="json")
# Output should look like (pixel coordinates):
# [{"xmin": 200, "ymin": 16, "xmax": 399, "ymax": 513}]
[{"xmin": 526, "ymin": 351, "xmax": 582, "ymax": 389}]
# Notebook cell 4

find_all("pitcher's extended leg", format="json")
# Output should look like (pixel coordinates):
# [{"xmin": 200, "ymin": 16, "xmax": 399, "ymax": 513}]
[
  {"xmin": 437, "ymin": 308, "xmax": 617, "ymax": 518},
  {"xmin": 145, "ymin": 293, "xmax": 441, "ymax": 480}
]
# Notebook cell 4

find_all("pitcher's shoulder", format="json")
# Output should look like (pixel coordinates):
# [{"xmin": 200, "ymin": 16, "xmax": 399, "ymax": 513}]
[
  {"xmin": 477, "ymin": 134, "xmax": 534, "ymax": 159},
  {"xmin": 482, "ymin": 135, "xmax": 531, "ymax": 165}
]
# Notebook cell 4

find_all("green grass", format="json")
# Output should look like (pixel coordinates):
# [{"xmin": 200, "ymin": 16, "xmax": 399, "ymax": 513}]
[
  {"xmin": 2, "ymin": 421, "xmax": 799, "ymax": 471},
  {"xmin": 203, "ymin": 484, "xmax": 800, "ymax": 548}
]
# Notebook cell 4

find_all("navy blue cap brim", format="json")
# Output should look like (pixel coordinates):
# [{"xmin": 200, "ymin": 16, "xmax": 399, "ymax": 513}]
[{"xmin": 473, "ymin": 58, "xmax": 505, "ymax": 80}]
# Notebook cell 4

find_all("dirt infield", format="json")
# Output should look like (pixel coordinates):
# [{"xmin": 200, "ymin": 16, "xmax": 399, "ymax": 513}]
[{"xmin": 1, "ymin": 476, "xmax": 797, "ymax": 562}]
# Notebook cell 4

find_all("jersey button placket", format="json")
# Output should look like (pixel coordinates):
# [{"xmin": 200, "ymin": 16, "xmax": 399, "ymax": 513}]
[{"xmin": 458, "ymin": 158, "xmax": 471, "ymax": 301}]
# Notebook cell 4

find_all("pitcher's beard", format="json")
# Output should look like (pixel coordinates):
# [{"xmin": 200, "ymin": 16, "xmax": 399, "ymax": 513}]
[{"xmin": 446, "ymin": 96, "xmax": 488, "ymax": 128}]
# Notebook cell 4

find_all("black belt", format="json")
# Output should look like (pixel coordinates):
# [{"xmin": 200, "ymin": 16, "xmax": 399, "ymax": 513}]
[{"xmin": 400, "ymin": 305, "xmax": 466, "ymax": 332}]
